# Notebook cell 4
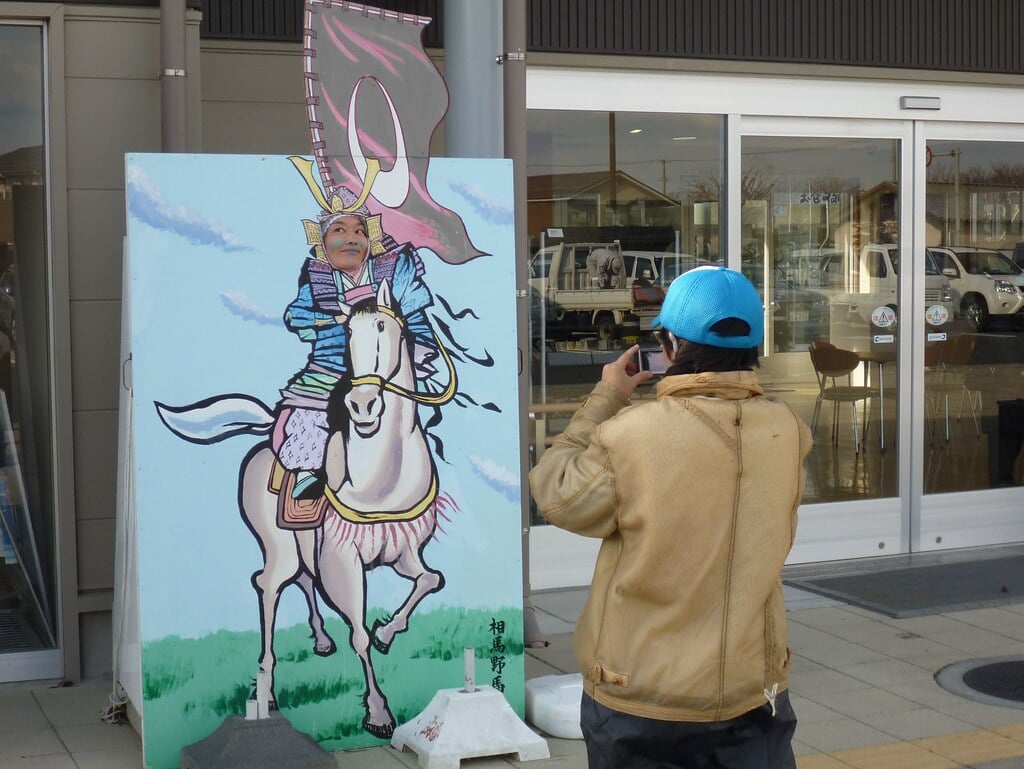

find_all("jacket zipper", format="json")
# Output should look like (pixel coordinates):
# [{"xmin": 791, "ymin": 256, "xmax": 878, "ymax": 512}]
[{"xmin": 716, "ymin": 400, "xmax": 744, "ymax": 720}]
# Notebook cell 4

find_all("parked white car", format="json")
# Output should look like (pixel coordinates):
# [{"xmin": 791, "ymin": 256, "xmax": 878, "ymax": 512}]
[
  {"xmin": 825, "ymin": 244, "xmax": 955, "ymax": 344},
  {"xmin": 926, "ymin": 246, "xmax": 1024, "ymax": 331}
]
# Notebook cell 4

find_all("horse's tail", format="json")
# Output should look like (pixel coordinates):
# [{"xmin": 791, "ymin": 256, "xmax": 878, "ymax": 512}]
[{"xmin": 155, "ymin": 394, "xmax": 275, "ymax": 445}]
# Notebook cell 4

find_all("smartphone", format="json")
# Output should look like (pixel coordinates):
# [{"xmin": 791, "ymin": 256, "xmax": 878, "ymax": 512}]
[{"xmin": 638, "ymin": 348, "xmax": 669, "ymax": 375}]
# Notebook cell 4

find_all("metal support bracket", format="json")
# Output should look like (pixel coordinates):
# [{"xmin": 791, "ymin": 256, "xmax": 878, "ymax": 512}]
[{"xmin": 496, "ymin": 50, "xmax": 526, "ymax": 65}]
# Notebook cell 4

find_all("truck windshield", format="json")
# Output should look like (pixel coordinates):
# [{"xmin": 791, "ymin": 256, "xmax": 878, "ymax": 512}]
[
  {"xmin": 892, "ymin": 251, "xmax": 941, "ymax": 276},
  {"xmin": 530, "ymin": 252, "xmax": 553, "ymax": 279},
  {"xmin": 926, "ymin": 249, "xmax": 958, "ymax": 275}
]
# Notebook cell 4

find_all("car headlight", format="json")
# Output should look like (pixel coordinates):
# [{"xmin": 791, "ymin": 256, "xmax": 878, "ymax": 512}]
[
  {"xmin": 994, "ymin": 279, "xmax": 1015, "ymax": 294},
  {"xmin": 941, "ymin": 285, "xmax": 952, "ymax": 302}
]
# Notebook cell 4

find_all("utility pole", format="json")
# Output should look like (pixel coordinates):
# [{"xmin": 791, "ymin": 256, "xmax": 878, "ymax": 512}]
[{"xmin": 932, "ymin": 147, "xmax": 961, "ymax": 245}]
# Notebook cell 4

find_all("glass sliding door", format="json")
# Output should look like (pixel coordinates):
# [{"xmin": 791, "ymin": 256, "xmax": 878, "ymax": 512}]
[
  {"xmin": 741, "ymin": 134, "xmax": 902, "ymax": 499},
  {"xmin": 0, "ymin": 22, "xmax": 58, "ymax": 680},
  {"xmin": 739, "ymin": 123, "xmax": 909, "ymax": 562},
  {"xmin": 918, "ymin": 132, "xmax": 1024, "ymax": 550}
]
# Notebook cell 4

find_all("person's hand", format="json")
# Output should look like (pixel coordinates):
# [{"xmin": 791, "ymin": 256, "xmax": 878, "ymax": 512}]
[{"xmin": 601, "ymin": 345, "xmax": 653, "ymax": 398}]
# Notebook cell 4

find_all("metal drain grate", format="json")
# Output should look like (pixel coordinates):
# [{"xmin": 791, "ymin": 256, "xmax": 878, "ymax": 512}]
[
  {"xmin": 936, "ymin": 656, "xmax": 1024, "ymax": 710},
  {"xmin": 0, "ymin": 610, "xmax": 32, "ymax": 651}
]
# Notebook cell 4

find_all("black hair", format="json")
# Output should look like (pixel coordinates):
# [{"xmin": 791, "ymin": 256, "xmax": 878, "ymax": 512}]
[{"xmin": 663, "ymin": 318, "xmax": 760, "ymax": 375}]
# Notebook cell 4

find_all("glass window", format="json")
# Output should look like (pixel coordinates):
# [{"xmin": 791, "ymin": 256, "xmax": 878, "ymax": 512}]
[
  {"xmin": 527, "ymin": 111, "xmax": 723, "ymax": 524},
  {"xmin": 0, "ymin": 23, "xmax": 56, "ymax": 659}
]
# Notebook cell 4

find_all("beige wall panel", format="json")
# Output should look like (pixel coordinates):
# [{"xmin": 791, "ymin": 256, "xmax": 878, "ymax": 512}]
[
  {"xmin": 201, "ymin": 45, "xmax": 302, "ymax": 103},
  {"xmin": 73, "ymin": 409, "xmax": 117, "ymax": 522},
  {"xmin": 65, "ymin": 78, "xmax": 160, "ymax": 191},
  {"xmin": 65, "ymin": 18, "xmax": 159, "ymax": 80},
  {"xmin": 68, "ymin": 189, "xmax": 124, "ymax": 302},
  {"xmin": 202, "ymin": 101, "xmax": 309, "ymax": 154},
  {"xmin": 200, "ymin": 44, "xmax": 446, "ymax": 156},
  {"xmin": 80, "ymin": 610, "xmax": 112, "ymax": 681},
  {"xmin": 69, "ymin": 299, "xmax": 120, "ymax": 412},
  {"xmin": 76, "ymin": 517, "xmax": 115, "ymax": 591}
]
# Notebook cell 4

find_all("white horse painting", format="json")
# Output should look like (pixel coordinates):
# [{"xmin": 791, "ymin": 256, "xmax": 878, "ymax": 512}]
[{"xmin": 156, "ymin": 280, "xmax": 455, "ymax": 738}]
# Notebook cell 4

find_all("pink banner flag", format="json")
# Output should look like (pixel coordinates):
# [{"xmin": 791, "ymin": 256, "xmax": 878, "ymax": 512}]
[{"xmin": 302, "ymin": 1, "xmax": 486, "ymax": 264}]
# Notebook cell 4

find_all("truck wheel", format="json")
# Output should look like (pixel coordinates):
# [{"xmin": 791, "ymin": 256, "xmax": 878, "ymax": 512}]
[
  {"xmin": 595, "ymin": 316, "xmax": 617, "ymax": 342},
  {"xmin": 962, "ymin": 295, "xmax": 988, "ymax": 332}
]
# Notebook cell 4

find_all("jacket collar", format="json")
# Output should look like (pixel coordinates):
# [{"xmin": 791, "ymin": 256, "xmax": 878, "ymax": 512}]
[{"xmin": 655, "ymin": 370, "xmax": 764, "ymax": 400}]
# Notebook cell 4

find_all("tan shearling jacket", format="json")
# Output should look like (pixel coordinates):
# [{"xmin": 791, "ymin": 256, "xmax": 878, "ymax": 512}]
[{"xmin": 529, "ymin": 371, "xmax": 813, "ymax": 722}]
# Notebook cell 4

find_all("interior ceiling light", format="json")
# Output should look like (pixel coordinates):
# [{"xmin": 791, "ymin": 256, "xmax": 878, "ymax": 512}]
[
  {"xmin": 673, "ymin": 136, "xmax": 697, "ymax": 141},
  {"xmin": 629, "ymin": 128, "xmax": 643, "ymax": 134}
]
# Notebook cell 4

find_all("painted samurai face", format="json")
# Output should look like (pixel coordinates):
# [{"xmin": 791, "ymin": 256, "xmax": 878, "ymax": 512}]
[{"xmin": 323, "ymin": 215, "xmax": 370, "ymax": 276}]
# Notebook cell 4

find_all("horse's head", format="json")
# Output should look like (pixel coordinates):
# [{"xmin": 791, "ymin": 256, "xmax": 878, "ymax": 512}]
[{"xmin": 344, "ymin": 280, "xmax": 406, "ymax": 437}]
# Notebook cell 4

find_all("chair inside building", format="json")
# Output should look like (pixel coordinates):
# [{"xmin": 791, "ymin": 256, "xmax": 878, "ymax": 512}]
[
  {"xmin": 808, "ymin": 341, "xmax": 876, "ymax": 453},
  {"xmin": 924, "ymin": 333, "xmax": 981, "ymax": 444}
]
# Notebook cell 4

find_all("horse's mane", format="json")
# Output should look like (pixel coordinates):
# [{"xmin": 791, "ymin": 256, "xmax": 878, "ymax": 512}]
[
  {"xmin": 348, "ymin": 295, "xmax": 403, "ymax": 322},
  {"xmin": 348, "ymin": 296, "xmax": 379, "ymax": 317}
]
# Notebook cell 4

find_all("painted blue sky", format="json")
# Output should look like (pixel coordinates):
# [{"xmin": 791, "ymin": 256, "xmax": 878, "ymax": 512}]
[{"xmin": 126, "ymin": 154, "xmax": 521, "ymax": 641}]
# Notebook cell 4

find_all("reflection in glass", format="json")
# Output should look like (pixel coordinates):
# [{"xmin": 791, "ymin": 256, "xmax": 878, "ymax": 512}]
[
  {"xmin": 741, "ymin": 136, "xmax": 901, "ymax": 503},
  {"xmin": 0, "ymin": 24, "xmax": 56, "ymax": 658},
  {"xmin": 526, "ymin": 112, "xmax": 723, "ymax": 524},
  {"xmin": 925, "ymin": 141, "xmax": 1024, "ymax": 495}
]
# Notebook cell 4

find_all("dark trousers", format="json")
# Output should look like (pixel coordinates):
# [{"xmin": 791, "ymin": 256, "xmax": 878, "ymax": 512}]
[{"xmin": 580, "ymin": 691, "xmax": 798, "ymax": 769}]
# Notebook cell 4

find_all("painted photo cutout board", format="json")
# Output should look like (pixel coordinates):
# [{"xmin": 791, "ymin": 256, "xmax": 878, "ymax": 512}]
[{"xmin": 126, "ymin": 153, "xmax": 522, "ymax": 768}]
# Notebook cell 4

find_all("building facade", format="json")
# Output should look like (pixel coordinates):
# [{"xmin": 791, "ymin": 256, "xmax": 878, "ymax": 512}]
[{"xmin": 1, "ymin": 0, "xmax": 1024, "ymax": 684}]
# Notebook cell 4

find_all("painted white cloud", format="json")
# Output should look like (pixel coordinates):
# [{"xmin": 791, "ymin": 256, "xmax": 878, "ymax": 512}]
[
  {"xmin": 447, "ymin": 180, "xmax": 514, "ymax": 226},
  {"xmin": 468, "ymin": 454, "xmax": 519, "ymax": 503},
  {"xmin": 220, "ymin": 291, "xmax": 279, "ymax": 326},
  {"xmin": 127, "ymin": 165, "xmax": 251, "ymax": 252}
]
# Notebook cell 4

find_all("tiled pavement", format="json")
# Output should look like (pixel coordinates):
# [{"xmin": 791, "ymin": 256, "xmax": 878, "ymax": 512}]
[{"xmin": 5, "ymin": 585, "xmax": 1024, "ymax": 768}]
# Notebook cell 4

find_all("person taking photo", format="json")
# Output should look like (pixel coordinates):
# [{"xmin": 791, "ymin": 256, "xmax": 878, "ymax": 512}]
[{"xmin": 530, "ymin": 266, "xmax": 813, "ymax": 769}]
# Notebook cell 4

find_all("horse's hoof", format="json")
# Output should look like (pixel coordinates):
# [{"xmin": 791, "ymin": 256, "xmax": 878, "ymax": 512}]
[
  {"xmin": 362, "ymin": 716, "xmax": 394, "ymax": 739},
  {"xmin": 370, "ymin": 619, "xmax": 392, "ymax": 655},
  {"xmin": 314, "ymin": 640, "xmax": 337, "ymax": 657}
]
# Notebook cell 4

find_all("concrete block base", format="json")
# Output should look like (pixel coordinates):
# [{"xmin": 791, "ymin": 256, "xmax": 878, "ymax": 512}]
[
  {"xmin": 180, "ymin": 712, "xmax": 334, "ymax": 769},
  {"xmin": 391, "ymin": 685, "xmax": 550, "ymax": 769}
]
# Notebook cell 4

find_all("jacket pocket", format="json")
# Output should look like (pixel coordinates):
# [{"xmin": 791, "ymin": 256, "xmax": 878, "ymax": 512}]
[{"xmin": 588, "ymin": 659, "xmax": 631, "ymax": 689}]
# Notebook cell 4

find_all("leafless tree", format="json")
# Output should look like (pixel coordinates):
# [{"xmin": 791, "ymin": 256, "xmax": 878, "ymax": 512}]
[{"xmin": 686, "ymin": 160, "xmax": 776, "ymax": 204}]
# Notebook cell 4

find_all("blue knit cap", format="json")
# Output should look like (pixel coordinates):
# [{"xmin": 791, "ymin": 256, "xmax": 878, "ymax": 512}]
[{"xmin": 651, "ymin": 266, "xmax": 764, "ymax": 348}]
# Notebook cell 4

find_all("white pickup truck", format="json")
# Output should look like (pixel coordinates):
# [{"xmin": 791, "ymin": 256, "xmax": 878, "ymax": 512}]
[{"xmin": 529, "ymin": 242, "xmax": 666, "ymax": 341}]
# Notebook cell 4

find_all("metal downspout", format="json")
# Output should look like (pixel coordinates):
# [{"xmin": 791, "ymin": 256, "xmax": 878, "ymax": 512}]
[{"xmin": 160, "ymin": 0, "xmax": 187, "ymax": 152}]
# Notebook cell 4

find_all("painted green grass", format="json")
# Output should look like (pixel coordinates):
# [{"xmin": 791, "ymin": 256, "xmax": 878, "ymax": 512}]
[{"xmin": 140, "ymin": 606, "xmax": 524, "ymax": 769}]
